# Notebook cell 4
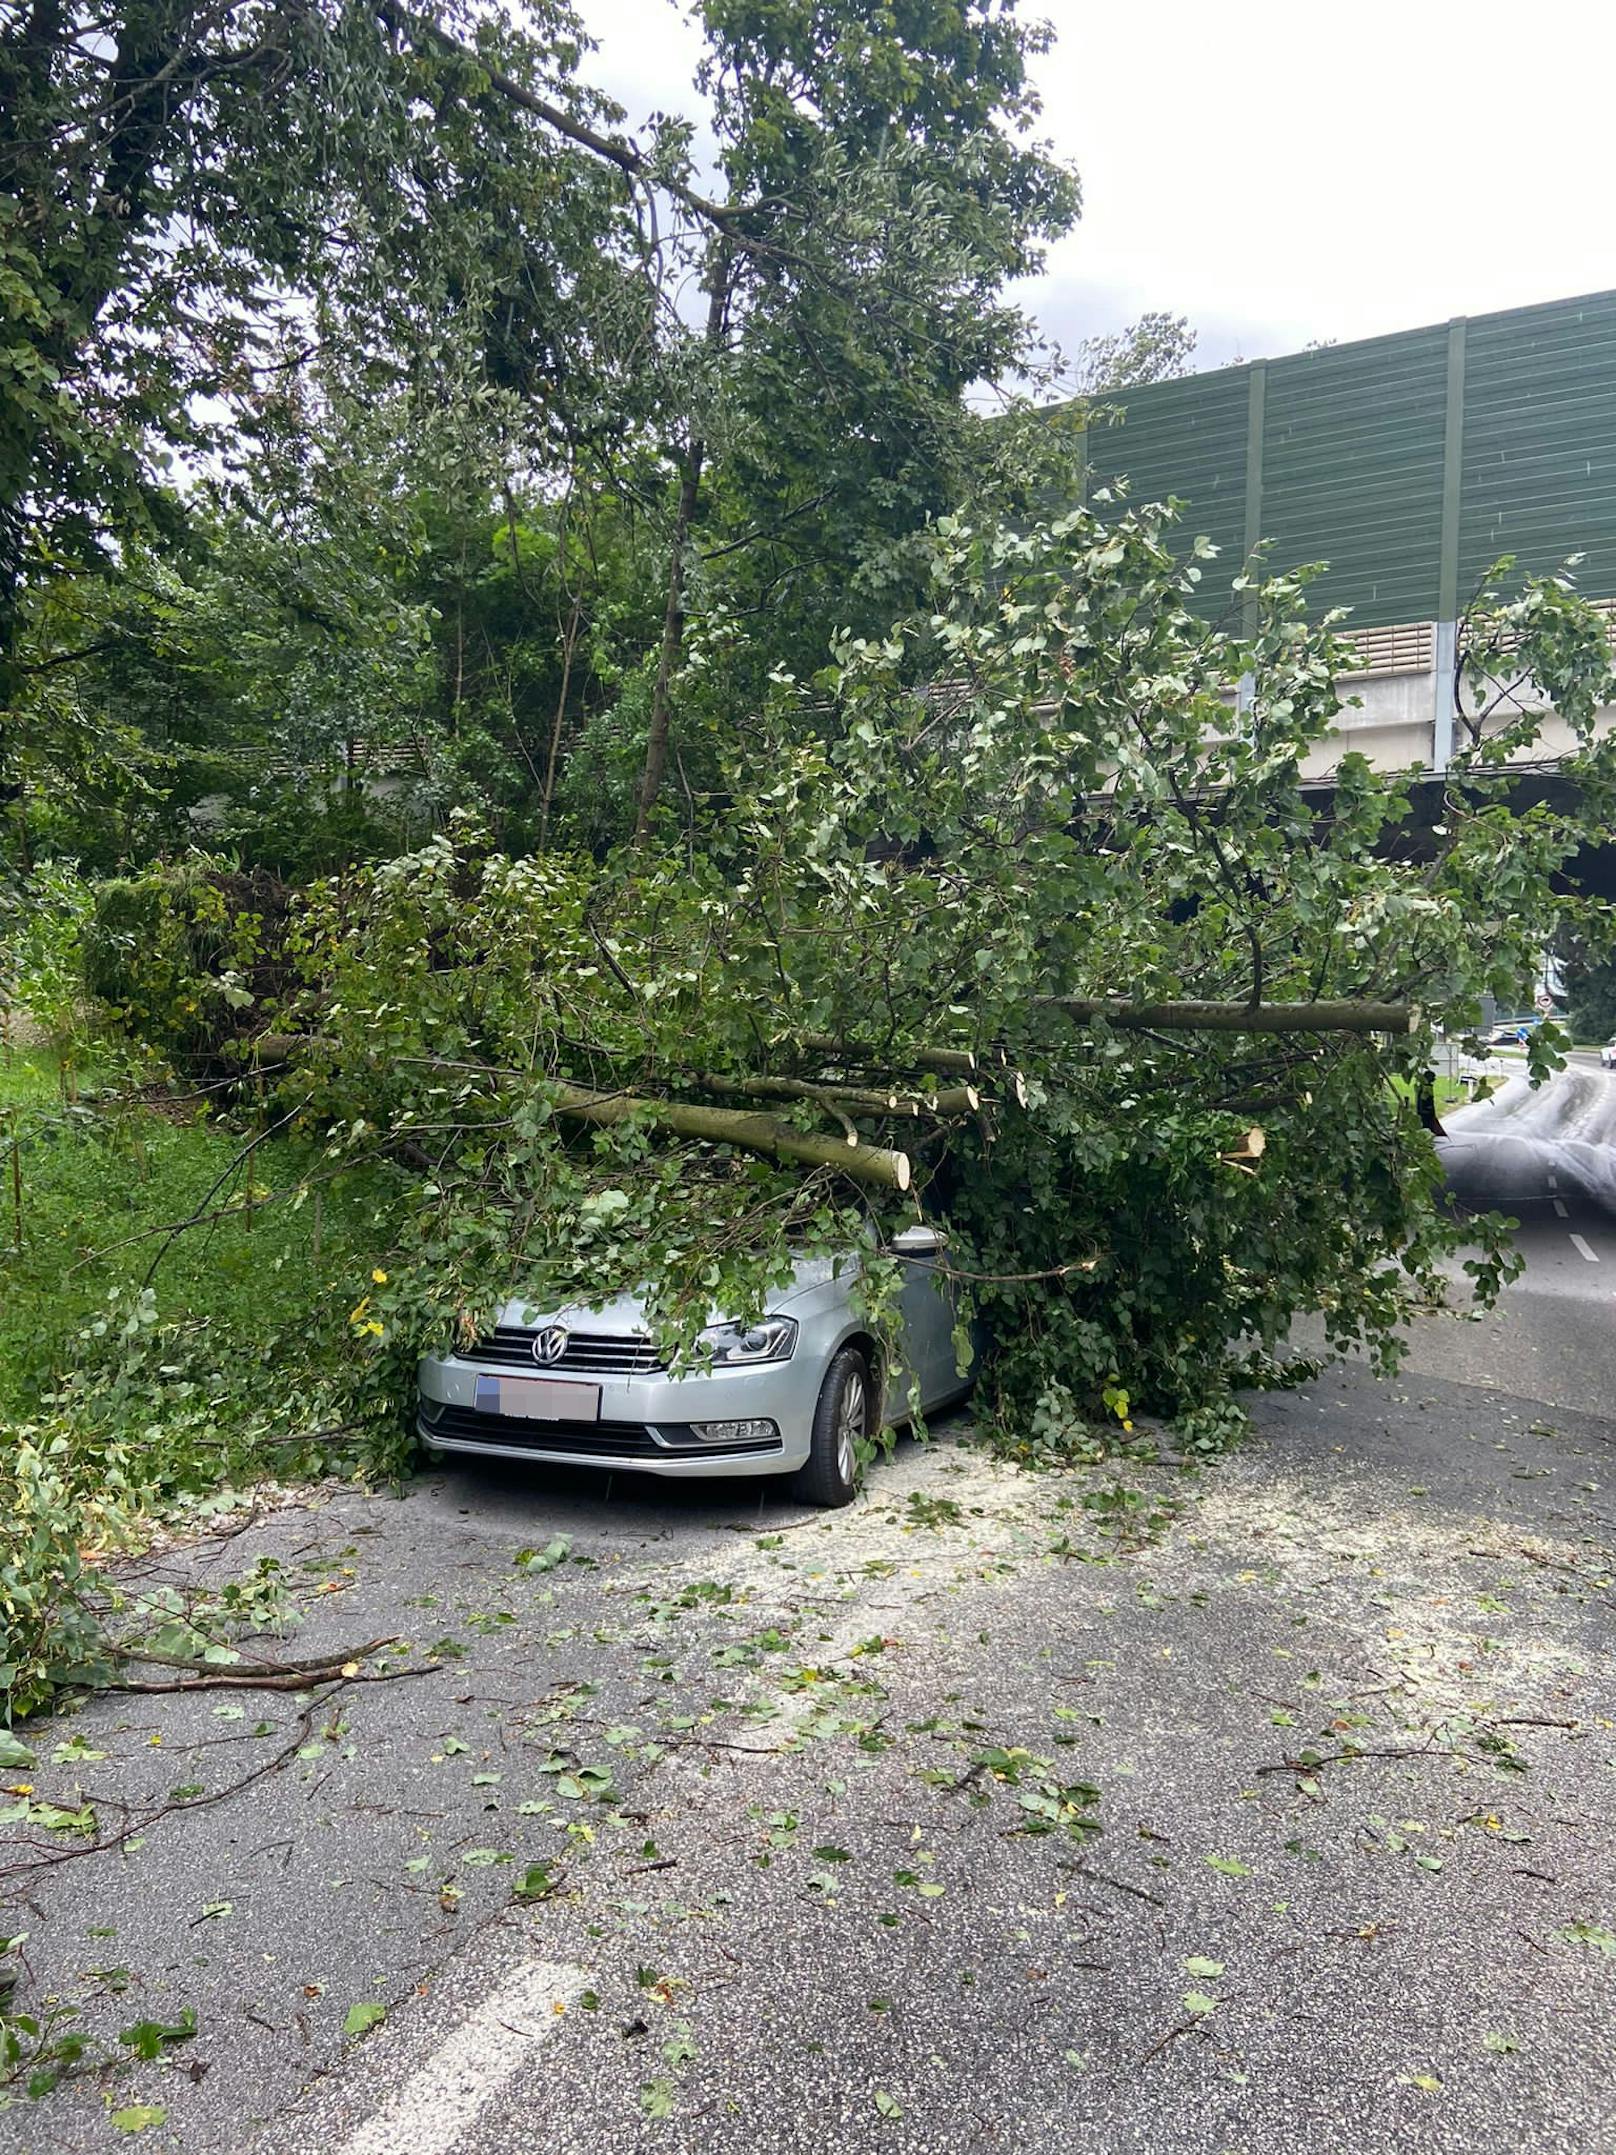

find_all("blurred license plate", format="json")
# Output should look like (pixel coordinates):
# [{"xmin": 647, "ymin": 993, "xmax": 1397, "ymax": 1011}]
[{"xmin": 474, "ymin": 1375, "xmax": 601, "ymax": 1422}]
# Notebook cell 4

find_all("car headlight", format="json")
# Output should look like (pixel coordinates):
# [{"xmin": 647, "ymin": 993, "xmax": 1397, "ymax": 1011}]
[{"xmin": 697, "ymin": 1316, "xmax": 798, "ymax": 1365}]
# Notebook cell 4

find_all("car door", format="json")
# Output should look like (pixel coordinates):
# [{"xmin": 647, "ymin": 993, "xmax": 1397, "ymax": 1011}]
[{"xmin": 888, "ymin": 1228, "xmax": 967, "ymax": 1417}]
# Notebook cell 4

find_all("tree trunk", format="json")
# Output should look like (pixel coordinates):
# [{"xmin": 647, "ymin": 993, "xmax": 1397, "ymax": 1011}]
[
  {"xmin": 698, "ymin": 1072, "xmax": 982, "ymax": 1117},
  {"xmin": 541, "ymin": 585, "xmax": 585, "ymax": 850},
  {"xmin": 1052, "ymin": 998, "xmax": 1417, "ymax": 1034},
  {"xmin": 792, "ymin": 1032, "xmax": 979, "ymax": 1077},
  {"xmin": 548, "ymin": 1080, "xmax": 911, "ymax": 1189},
  {"xmin": 634, "ymin": 239, "xmax": 732, "ymax": 840},
  {"xmin": 249, "ymin": 1038, "xmax": 913, "ymax": 1189}
]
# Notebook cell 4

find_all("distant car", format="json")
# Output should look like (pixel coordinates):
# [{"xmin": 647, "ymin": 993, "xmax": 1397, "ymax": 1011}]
[
  {"xmin": 1601, "ymin": 1036, "xmax": 1616, "ymax": 1070},
  {"xmin": 416, "ymin": 1225, "xmax": 972, "ymax": 1508},
  {"xmin": 1485, "ymin": 1019, "xmax": 1538, "ymax": 1047}
]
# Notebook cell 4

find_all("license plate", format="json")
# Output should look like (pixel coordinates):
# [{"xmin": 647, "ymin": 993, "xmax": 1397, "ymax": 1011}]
[{"xmin": 473, "ymin": 1375, "xmax": 601, "ymax": 1423}]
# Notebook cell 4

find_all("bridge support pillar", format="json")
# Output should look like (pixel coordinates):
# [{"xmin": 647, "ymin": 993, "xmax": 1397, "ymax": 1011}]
[{"xmin": 1432, "ymin": 619, "xmax": 1456, "ymax": 773}]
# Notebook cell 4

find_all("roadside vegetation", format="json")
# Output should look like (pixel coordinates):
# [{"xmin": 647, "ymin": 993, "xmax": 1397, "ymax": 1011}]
[
  {"xmin": 0, "ymin": 1043, "xmax": 396, "ymax": 1417},
  {"xmin": 0, "ymin": 1026, "xmax": 405, "ymax": 1714}
]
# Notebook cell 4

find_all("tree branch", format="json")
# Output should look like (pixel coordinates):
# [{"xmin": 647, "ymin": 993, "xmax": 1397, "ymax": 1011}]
[{"xmin": 1050, "ymin": 999, "xmax": 1417, "ymax": 1035}]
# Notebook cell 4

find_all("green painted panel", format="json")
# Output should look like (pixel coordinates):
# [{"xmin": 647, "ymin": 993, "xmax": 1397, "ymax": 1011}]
[
  {"xmin": 1079, "ymin": 367, "xmax": 1251, "ymax": 619},
  {"xmin": 1458, "ymin": 291, "xmax": 1616, "ymax": 607},
  {"xmin": 1069, "ymin": 286, "xmax": 1616, "ymax": 632},
  {"xmin": 1259, "ymin": 327, "xmax": 1449, "ymax": 627}
]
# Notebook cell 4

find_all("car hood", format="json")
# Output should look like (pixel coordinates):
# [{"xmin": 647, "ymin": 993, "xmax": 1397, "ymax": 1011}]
[{"xmin": 497, "ymin": 1251, "xmax": 862, "ymax": 1335}]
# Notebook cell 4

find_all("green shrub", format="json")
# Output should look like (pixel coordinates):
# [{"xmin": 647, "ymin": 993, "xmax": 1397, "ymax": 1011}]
[
  {"xmin": 0, "ymin": 1438, "xmax": 117, "ymax": 1718},
  {"xmin": 82, "ymin": 857, "xmax": 292, "ymax": 1071},
  {"xmin": 0, "ymin": 864, "xmax": 95, "ymax": 1058}
]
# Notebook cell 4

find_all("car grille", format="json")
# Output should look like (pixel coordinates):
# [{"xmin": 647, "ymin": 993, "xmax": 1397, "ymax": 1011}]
[
  {"xmin": 466, "ymin": 1326, "xmax": 666, "ymax": 1375},
  {"xmin": 424, "ymin": 1405, "xmax": 780, "ymax": 1460}
]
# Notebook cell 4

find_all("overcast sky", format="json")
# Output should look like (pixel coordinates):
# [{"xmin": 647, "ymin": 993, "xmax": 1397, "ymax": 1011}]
[{"xmin": 577, "ymin": 0, "xmax": 1616, "ymax": 373}]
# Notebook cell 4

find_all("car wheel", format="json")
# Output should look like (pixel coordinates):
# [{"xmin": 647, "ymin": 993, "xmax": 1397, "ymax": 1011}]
[{"xmin": 791, "ymin": 1346, "xmax": 870, "ymax": 1508}]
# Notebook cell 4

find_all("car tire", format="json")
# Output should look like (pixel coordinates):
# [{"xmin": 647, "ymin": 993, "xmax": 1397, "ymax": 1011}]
[{"xmin": 791, "ymin": 1346, "xmax": 871, "ymax": 1509}]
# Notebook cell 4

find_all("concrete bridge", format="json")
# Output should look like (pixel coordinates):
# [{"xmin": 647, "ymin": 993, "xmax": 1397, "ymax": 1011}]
[{"xmin": 1294, "ymin": 612, "xmax": 1616, "ymax": 785}]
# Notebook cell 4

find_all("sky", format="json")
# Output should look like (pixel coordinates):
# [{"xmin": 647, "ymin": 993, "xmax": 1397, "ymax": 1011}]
[{"xmin": 575, "ymin": 0, "xmax": 1616, "ymax": 374}]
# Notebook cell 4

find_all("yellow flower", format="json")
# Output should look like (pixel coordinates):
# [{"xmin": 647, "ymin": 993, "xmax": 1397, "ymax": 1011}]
[{"xmin": 372, "ymin": 1268, "xmax": 389, "ymax": 1285}]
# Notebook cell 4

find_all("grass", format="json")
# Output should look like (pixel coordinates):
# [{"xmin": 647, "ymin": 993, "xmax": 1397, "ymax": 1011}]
[
  {"xmin": 1388, "ymin": 1072, "xmax": 1469, "ymax": 1114},
  {"xmin": 0, "ymin": 1043, "xmax": 401, "ymax": 1422}
]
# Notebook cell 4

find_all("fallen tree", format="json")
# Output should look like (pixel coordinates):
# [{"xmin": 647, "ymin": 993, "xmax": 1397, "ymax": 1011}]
[{"xmin": 76, "ymin": 503, "xmax": 1616, "ymax": 1462}]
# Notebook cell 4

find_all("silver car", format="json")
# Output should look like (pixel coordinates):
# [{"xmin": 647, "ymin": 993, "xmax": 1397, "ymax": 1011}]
[{"xmin": 417, "ymin": 1225, "xmax": 970, "ymax": 1506}]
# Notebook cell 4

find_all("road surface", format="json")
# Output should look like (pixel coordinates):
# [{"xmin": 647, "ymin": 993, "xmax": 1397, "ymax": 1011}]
[
  {"xmin": 1422, "ymin": 1059, "xmax": 1616, "ymax": 1415},
  {"xmin": 4, "ymin": 1074, "xmax": 1616, "ymax": 2155}
]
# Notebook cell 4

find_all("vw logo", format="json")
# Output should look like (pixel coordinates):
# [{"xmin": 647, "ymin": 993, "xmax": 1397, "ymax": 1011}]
[{"xmin": 532, "ymin": 1324, "xmax": 569, "ymax": 1368}]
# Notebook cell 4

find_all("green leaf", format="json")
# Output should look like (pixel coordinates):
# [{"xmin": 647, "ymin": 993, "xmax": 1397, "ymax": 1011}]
[
  {"xmin": 639, "ymin": 2076, "xmax": 675, "ymax": 2118},
  {"xmin": 874, "ymin": 2090, "xmax": 904, "ymax": 2118},
  {"xmin": 344, "ymin": 2001, "xmax": 386, "ymax": 2038},
  {"xmin": 1483, "ymin": 2031, "xmax": 1519, "ymax": 2055},
  {"xmin": 513, "ymin": 1862, "xmax": 560, "ymax": 1902},
  {"xmin": 514, "ymin": 1536, "xmax": 572, "ymax": 1572},
  {"xmin": 112, "ymin": 2107, "xmax": 167, "ymax": 2134},
  {"xmin": 0, "ymin": 1732, "xmax": 37, "ymax": 1770},
  {"xmin": 1182, "ymin": 1957, "xmax": 1224, "ymax": 1979},
  {"xmin": 1204, "ymin": 1854, "xmax": 1252, "ymax": 1878},
  {"xmin": 1182, "ymin": 1991, "xmax": 1219, "ymax": 2016},
  {"xmin": 1557, "ymin": 1920, "xmax": 1616, "ymax": 1957},
  {"xmin": 119, "ymin": 2007, "xmax": 197, "ymax": 2059},
  {"xmin": 661, "ymin": 2022, "xmax": 696, "ymax": 2070}
]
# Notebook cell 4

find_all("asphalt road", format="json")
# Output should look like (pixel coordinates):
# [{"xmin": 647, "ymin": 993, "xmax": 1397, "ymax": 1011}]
[
  {"xmin": 4, "ymin": 1087, "xmax": 1616, "ymax": 2155},
  {"xmin": 1422, "ymin": 1060, "xmax": 1616, "ymax": 1416}
]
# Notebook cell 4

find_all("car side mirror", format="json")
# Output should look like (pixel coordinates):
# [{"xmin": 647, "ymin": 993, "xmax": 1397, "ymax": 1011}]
[{"xmin": 889, "ymin": 1224, "xmax": 945, "ymax": 1257}]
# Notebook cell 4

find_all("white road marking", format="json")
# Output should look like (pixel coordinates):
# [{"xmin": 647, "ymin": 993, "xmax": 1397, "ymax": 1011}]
[
  {"xmin": 1570, "ymin": 1233, "xmax": 1600, "ymax": 1264},
  {"xmin": 333, "ymin": 1960, "xmax": 590, "ymax": 2155},
  {"xmin": 1553, "ymin": 1197, "xmax": 1569, "ymax": 1218},
  {"xmin": 1547, "ymin": 1172, "xmax": 1558, "ymax": 1190}
]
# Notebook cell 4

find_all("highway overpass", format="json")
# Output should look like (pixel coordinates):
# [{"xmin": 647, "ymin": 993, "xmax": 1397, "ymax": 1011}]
[{"xmin": 1079, "ymin": 287, "xmax": 1616, "ymax": 782}]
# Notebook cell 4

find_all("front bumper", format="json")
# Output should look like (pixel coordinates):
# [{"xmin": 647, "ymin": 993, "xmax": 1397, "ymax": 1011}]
[{"xmin": 417, "ymin": 1348, "xmax": 817, "ymax": 1479}]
